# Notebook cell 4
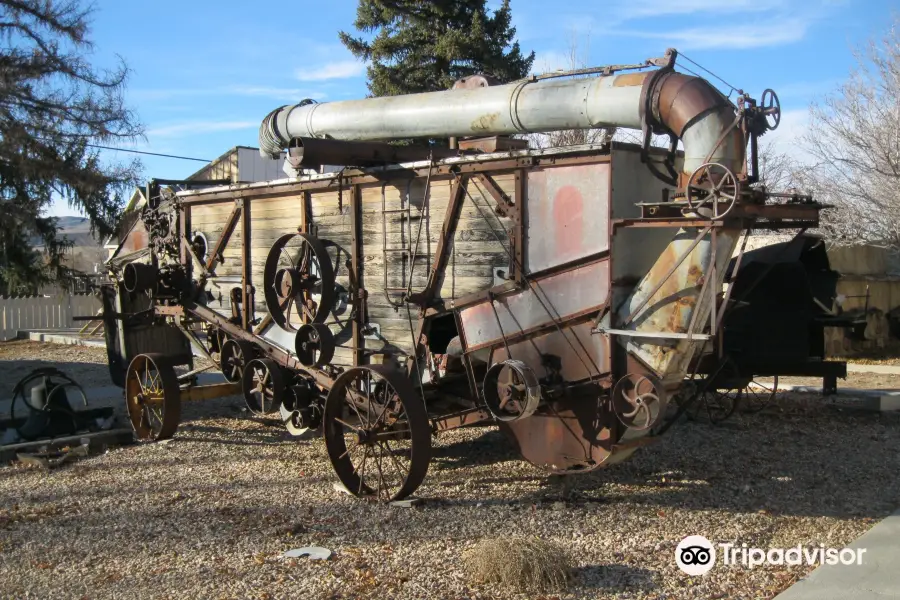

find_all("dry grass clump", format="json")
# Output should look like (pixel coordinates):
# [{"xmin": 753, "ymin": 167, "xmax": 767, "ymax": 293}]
[{"xmin": 463, "ymin": 536, "xmax": 573, "ymax": 593}]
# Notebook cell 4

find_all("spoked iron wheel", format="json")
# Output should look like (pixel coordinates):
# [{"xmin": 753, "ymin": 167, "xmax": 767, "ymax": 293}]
[
  {"xmin": 242, "ymin": 358, "xmax": 286, "ymax": 415},
  {"xmin": 681, "ymin": 359, "xmax": 744, "ymax": 425},
  {"xmin": 323, "ymin": 365, "xmax": 431, "ymax": 502},
  {"xmin": 263, "ymin": 233, "xmax": 335, "ymax": 332},
  {"xmin": 220, "ymin": 339, "xmax": 255, "ymax": 383},
  {"xmin": 125, "ymin": 353, "xmax": 181, "ymax": 441},
  {"xmin": 741, "ymin": 376, "xmax": 779, "ymax": 414}
]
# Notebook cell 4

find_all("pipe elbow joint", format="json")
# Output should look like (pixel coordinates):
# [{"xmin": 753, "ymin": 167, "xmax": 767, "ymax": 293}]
[{"xmin": 259, "ymin": 106, "xmax": 288, "ymax": 159}]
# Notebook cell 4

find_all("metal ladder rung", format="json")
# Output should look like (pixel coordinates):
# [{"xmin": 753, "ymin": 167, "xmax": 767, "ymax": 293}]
[{"xmin": 382, "ymin": 208, "xmax": 411, "ymax": 215}]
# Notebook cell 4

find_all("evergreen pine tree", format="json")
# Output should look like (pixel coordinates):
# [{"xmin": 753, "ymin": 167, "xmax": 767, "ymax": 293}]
[
  {"xmin": 339, "ymin": 0, "xmax": 534, "ymax": 96},
  {"xmin": 0, "ymin": 0, "xmax": 141, "ymax": 294}
]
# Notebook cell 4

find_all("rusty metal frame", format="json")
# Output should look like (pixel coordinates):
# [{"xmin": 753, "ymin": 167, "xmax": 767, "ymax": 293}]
[
  {"xmin": 350, "ymin": 183, "xmax": 365, "ymax": 366},
  {"xmin": 619, "ymin": 225, "xmax": 713, "ymax": 327},
  {"xmin": 407, "ymin": 176, "xmax": 468, "ymax": 307},
  {"xmin": 240, "ymin": 198, "xmax": 252, "ymax": 331},
  {"xmin": 512, "ymin": 170, "xmax": 526, "ymax": 283},
  {"xmin": 177, "ymin": 153, "xmax": 612, "ymax": 206}
]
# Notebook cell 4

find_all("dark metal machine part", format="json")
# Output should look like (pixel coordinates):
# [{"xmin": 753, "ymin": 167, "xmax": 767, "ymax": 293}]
[{"xmin": 104, "ymin": 50, "xmax": 838, "ymax": 501}]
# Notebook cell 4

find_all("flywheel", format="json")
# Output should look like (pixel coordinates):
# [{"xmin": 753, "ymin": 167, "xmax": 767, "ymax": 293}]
[{"xmin": 263, "ymin": 233, "xmax": 335, "ymax": 331}]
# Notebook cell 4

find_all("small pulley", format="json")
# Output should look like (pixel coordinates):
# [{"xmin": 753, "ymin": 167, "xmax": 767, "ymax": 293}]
[
  {"xmin": 482, "ymin": 360, "xmax": 541, "ymax": 422},
  {"xmin": 220, "ymin": 339, "xmax": 256, "ymax": 383},
  {"xmin": 263, "ymin": 233, "xmax": 335, "ymax": 332},
  {"xmin": 242, "ymin": 358, "xmax": 286, "ymax": 415},
  {"xmin": 294, "ymin": 323, "xmax": 336, "ymax": 368},
  {"xmin": 684, "ymin": 162, "xmax": 740, "ymax": 219},
  {"xmin": 611, "ymin": 373, "xmax": 668, "ymax": 431},
  {"xmin": 279, "ymin": 381, "xmax": 323, "ymax": 436}
]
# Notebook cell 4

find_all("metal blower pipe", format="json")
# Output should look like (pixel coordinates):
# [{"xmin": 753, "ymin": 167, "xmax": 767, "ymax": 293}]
[
  {"xmin": 285, "ymin": 137, "xmax": 459, "ymax": 169},
  {"xmin": 259, "ymin": 70, "xmax": 743, "ymax": 176}
]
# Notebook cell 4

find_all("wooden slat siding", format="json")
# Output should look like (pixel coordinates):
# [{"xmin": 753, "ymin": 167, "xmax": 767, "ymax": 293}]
[{"xmin": 181, "ymin": 169, "xmax": 516, "ymax": 360}]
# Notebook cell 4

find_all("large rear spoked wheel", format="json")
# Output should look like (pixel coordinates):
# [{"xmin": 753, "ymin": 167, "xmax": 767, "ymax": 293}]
[
  {"xmin": 323, "ymin": 365, "xmax": 431, "ymax": 502},
  {"xmin": 125, "ymin": 353, "xmax": 181, "ymax": 441}
]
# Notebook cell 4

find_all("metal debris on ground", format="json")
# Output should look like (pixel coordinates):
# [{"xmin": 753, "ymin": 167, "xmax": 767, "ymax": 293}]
[{"xmin": 281, "ymin": 547, "xmax": 332, "ymax": 561}]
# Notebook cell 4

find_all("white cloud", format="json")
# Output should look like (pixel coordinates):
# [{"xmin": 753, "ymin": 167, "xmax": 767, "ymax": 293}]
[
  {"xmin": 147, "ymin": 120, "xmax": 258, "ymax": 138},
  {"xmin": 533, "ymin": 50, "xmax": 571, "ymax": 74},
  {"xmin": 618, "ymin": 0, "xmax": 784, "ymax": 19},
  {"xmin": 765, "ymin": 108, "xmax": 815, "ymax": 163},
  {"xmin": 295, "ymin": 60, "xmax": 366, "ymax": 81},
  {"xmin": 133, "ymin": 86, "xmax": 327, "ymax": 102},
  {"xmin": 224, "ymin": 86, "xmax": 328, "ymax": 101},
  {"xmin": 625, "ymin": 20, "xmax": 810, "ymax": 50}
]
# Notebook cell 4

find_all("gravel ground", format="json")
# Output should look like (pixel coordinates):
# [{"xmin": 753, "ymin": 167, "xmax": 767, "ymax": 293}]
[
  {"xmin": 1, "ymin": 343, "xmax": 899, "ymax": 600},
  {"xmin": 0, "ymin": 341, "xmax": 113, "ymax": 401}
]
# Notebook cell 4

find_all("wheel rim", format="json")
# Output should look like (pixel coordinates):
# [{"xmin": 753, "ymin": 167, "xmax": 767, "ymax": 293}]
[
  {"xmin": 742, "ymin": 376, "xmax": 778, "ymax": 413},
  {"xmin": 242, "ymin": 358, "xmax": 285, "ymax": 415},
  {"xmin": 323, "ymin": 365, "xmax": 431, "ymax": 502},
  {"xmin": 125, "ymin": 353, "xmax": 181, "ymax": 441},
  {"xmin": 221, "ymin": 339, "xmax": 253, "ymax": 383},
  {"xmin": 263, "ymin": 233, "xmax": 336, "ymax": 332}
]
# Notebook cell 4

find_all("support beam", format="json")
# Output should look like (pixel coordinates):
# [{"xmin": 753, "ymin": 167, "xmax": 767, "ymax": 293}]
[
  {"xmin": 205, "ymin": 204, "xmax": 242, "ymax": 273},
  {"xmin": 407, "ymin": 176, "xmax": 468, "ymax": 306},
  {"xmin": 240, "ymin": 199, "xmax": 252, "ymax": 331},
  {"xmin": 350, "ymin": 184, "xmax": 365, "ymax": 366}
]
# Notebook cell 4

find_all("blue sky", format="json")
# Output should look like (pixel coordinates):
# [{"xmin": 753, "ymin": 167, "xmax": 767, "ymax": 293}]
[{"xmin": 48, "ymin": 0, "xmax": 895, "ymax": 216}]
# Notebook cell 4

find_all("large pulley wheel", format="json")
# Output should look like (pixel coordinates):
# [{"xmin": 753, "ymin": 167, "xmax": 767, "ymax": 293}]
[
  {"xmin": 684, "ymin": 162, "xmax": 740, "ymax": 219},
  {"xmin": 125, "ymin": 353, "xmax": 181, "ymax": 441},
  {"xmin": 242, "ymin": 358, "xmax": 286, "ymax": 415},
  {"xmin": 323, "ymin": 365, "xmax": 431, "ymax": 502},
  {"xmin": 482, "ymin": 360, "xmax": 540, "ymax": 422},
  {"xmin": 612, "ymin": 373, "xmax": 668, "ymax": 431},
  {"xmin": 264, "ymin": 233, "xmax": 335, "ymax": 332},
  {"xmin": 294, "ymin": 323, "xmax": 336, "ymax": 368},
  {"xmin": 220, "ymin": 339, "xmax": 255, "ymax": 383}
]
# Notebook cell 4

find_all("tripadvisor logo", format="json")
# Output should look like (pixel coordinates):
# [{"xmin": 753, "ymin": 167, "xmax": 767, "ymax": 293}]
[{"xmin": 675, "ymin": 535, "xmax": 867, "ymax": 575}]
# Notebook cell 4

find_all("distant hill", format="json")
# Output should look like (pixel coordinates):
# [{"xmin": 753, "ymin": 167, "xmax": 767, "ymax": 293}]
[
  {"xmin": 30, "ymin": 216, "xmax": 107, "ymax": 275},
  {"xmin": 31, "ymin": 216, "xmax": 101, "ymax": 249}
]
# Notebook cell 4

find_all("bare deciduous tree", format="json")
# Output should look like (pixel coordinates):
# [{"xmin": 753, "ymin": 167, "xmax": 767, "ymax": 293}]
[
  {"xmin": 526, "ymin": 35, "xmax": 614, "ymax": 149},
  {"xmin": 796, "ymin": 20, "xmax": 900, "ymax": 251}
]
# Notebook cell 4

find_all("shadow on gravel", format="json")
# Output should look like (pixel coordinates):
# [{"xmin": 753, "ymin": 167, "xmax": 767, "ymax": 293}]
[
  {"xmin": 0, "ymin": 359, "xmax": 112, "ymax": 403},
  {"xmin": 431, "ymin": 428, "xmax": 519, "ymax": 469},
  {"xmin": 541, "ymin": 407, "xmax": 900, "ymax": 520},
  {"xmin": 574, "ymin": 563, "xmax": 657, "ymax": 592},
  {"xmin": 425, "ymin": 403, "xmax": 900, "ymax": 520}
]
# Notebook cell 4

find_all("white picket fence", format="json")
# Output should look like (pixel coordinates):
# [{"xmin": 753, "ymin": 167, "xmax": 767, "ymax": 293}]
[{"xmin": 0, "ymin": 294, "xmax": 102, "ymax": 341}]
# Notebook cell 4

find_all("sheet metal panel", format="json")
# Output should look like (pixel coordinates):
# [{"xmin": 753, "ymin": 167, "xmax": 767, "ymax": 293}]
[
  {"xmin": 459, "ymin": 259, "xmax": 609, "ymax": 349},
  {"xmin": 526, "ymin": 163, "xmax": 610, "ymax": 274}
]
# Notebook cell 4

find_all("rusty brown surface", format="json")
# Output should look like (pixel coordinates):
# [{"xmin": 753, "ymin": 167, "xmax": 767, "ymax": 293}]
[
  {"xmin": 647, "ymin": 72, "xmax": 729, "ymax": 137},
  {"xmin": 613, "ymin": 71, "xmax": 650, "ymax": 87}
]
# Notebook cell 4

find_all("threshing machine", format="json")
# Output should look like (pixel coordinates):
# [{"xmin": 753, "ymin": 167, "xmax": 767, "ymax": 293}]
[{"xmin": 104, "ymin": 49, "xmax": 830, "ymax": 500}]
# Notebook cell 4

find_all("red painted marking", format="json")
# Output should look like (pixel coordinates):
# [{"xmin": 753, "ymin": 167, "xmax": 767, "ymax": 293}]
[{"xmin": 553, "ymin": 185, "xmax": 583, "ymax": 257}]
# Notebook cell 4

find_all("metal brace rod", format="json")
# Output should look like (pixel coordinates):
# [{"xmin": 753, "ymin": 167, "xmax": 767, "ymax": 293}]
[{"xmin": 621, "ymin": 225, "xmax": 713, "ymax": 327}]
